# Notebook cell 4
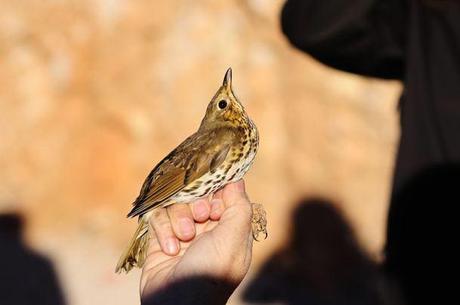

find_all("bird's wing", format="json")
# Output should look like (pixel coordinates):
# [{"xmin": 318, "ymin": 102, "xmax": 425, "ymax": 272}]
[{"xmin": 127, "ymin": 128, "xmax": 235, "ymax": 218}]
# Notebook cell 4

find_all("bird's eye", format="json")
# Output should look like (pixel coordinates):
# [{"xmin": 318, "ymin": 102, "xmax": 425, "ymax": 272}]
[{"xmin": 218, "ymin": 100, "xmax": 227, "ymax": 109}]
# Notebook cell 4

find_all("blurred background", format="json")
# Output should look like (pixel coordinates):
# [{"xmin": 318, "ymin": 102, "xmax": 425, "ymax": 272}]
[{"xmin": 0, "ymin": 0, "xmax": 402, "ymax": 304}]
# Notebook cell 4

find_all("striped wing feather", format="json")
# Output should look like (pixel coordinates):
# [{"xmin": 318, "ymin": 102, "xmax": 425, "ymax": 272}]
[{"xmin": 127, "ymin": 128, "xmax": 235, "ymax": 218}]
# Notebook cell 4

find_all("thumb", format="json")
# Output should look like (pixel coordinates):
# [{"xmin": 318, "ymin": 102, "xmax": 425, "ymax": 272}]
[
  {"xmin": 218, "ymin": 180, "xmax": 253, "ymax": 232},
  {"xmin": 210, "ymin": 180, "xmax": 254, "ymax": 284},
  {"xmin": 222, "ymin": 180, "xmax": 251, "ymax": 208}
]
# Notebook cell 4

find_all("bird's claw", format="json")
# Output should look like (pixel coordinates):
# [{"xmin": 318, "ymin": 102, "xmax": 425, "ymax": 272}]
[{"xmin": 251, "ymin": 202, "xmax": 268, "ymax": 241}]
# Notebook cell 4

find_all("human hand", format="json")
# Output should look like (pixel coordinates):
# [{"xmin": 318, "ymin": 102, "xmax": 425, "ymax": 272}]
[{"xmin": 140, "ymin": 180, "xmax": 253, "ymax": 305}]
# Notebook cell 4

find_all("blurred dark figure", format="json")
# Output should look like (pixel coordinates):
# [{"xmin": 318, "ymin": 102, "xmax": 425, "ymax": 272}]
[
  {"xmin": 281, "ymin": 1, "xmax": 460, "ymax": 304},
  {"xmin": 385, "ymin": 164, "xmax": 460, "ymax": 305},
  {"xmin": 244, "ymin": 199, "xmax": 397, "ymax": 305},
  {"xmin": 0, "ymin": 213, "xmax": 66, "ymax": 305},
  {"xmin": 281, "ymin": 0, "xmax": 460, "ymax": 194}
]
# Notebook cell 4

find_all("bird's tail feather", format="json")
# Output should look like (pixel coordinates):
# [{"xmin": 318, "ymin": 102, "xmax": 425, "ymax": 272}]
[{"xmin": 115, "ymin": 219, "xmax": 149, "ymax": 273}]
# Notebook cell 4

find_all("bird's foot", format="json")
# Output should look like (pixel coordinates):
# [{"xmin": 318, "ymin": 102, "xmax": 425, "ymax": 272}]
[{"xmin": 251, "ymin": 203, "xmax": 268, "ymax": 241}]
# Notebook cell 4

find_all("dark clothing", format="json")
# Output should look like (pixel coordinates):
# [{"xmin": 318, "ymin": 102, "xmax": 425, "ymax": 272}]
[
  {"xmin": 281, "ymin": 0, "xmax": 460, "ymax": 194},
  {"xmin": 381, "ymin": 164, "xmax": 460, "ymax": 305},
  {"xmin": 281, "ymin": 1, "xmax": 460, "ymax": 304}
]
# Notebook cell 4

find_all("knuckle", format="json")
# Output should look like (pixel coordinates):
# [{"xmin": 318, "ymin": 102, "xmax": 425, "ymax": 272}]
[
  {"xmin": 169, "ymin": 205, "xmax": 192, "ymax": 219},
  {"xmin": 153, "ymin": 217, "xmax": 171, "ymax": 232}
]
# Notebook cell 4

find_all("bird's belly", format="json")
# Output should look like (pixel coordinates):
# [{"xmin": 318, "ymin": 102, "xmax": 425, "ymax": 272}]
[
  {"xmin": 168, "ymin": 170, "xmax": 225, "ymax": 204},
  {"xmin": 226, "ymin": 149, "xmax": 257, "ymax": 183},
  {"xmin": 169, "ymin": 150, "xmax": 256, "ymax": 204}
]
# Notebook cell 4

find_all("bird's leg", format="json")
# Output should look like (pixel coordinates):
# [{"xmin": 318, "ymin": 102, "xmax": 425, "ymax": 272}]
[{"xmin": 251, "ymin": 203, "xmax": 268, "ymax": 241}]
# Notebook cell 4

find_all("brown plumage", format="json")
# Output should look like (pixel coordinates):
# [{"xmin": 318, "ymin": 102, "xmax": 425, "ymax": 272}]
[{"xmin": 116, "ymin": 68, "xmax": 259, "ymax": 273}]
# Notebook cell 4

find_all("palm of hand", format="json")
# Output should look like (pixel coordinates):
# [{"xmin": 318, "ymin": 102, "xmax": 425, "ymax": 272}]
[{"xmin": 140, "ymin": 185, "xmax": 253, "ymax": 299}]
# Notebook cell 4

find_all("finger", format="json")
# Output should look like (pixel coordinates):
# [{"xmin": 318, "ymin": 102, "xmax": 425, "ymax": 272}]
[
  {"xmin": 167, "ymin": 203, "xmax": 196, "ymax": 241},
  {"xmin": 210, "ymin": 198, "xmax": 225, "ymax": 220},
  {"xmin": 212, "ymin": 188, "xmax": 224, "ymax": 200},
  {"xmin": 209, "ymin": 188, "xmax": 225, "ymax": 220},
  {"xmin": 190, "ymin": 198, "xmax": 211, "ymax": 222},
  {"xmin": 149, "ymin": 208, "xmax": 180, "ymax": 256}
]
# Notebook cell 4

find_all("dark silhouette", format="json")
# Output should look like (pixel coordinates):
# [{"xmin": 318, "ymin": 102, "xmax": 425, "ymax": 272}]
[
  {"xmin": 142, "ymin": 276, "xmax": 236, "ymax": 305},
  {"xmin": 385, "ymin": 164, "xmax": 460, "ymax": 305},
  {"xmin": 0, "ymin": 213, "xmax": 66, "ymax": 305},
  {"xmin": 244, "ymin": 199, "xmax": 398, "ymax": 305},
  {"xmin": 281, "ymin": 0, "xmax": 460, "ymax": 196},
  {"xmin": 281, "ymin": 1, "xmax": 460, "ymax": 303}
]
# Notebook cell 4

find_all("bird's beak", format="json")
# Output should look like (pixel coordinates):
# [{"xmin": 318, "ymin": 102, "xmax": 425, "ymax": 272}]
[{"xmin": 223, "ymin": 67, "xmax": 232, "ymax": 91}]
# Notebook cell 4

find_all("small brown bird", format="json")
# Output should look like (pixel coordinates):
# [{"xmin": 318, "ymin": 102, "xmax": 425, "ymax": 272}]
[{"xmin": 116, "ymin": 68, "xmax": 259, "ymax": 273}]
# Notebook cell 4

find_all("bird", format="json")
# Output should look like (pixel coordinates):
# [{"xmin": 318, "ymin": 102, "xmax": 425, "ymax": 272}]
[{"xmin": 116, "ymin": 68, "xmax": 259, "ymax": 273}]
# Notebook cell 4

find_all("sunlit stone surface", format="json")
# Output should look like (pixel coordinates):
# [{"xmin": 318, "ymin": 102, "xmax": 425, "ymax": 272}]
[{"xmin": 0, "ymin": 1, "xmax": 401, "ymax": 304}]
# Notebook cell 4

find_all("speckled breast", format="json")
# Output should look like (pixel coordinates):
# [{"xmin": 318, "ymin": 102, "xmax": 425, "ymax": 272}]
[{"xmin": 170, "ymin": 120, "xmax": 258, "ymax": 204}]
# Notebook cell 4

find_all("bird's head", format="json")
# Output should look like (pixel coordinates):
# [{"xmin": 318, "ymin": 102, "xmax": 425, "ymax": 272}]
[{"xmin": 199, "ymin": 68, "xmax": 249, "ymax": 130}]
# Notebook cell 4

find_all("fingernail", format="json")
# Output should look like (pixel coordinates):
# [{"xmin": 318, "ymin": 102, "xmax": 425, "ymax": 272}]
[
  {"xmin": 165, "ymin": 238, "xmax": 178, "ymax": 254},
  {"xmin": 179, "ymin": 218, "xmax": 194, "ymax": 237}
]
